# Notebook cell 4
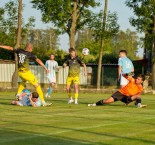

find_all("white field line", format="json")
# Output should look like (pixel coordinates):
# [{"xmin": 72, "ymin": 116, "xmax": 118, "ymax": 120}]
[{"xmin": 0, "ymin": 116, "xmax": 155, "ymax": 143}]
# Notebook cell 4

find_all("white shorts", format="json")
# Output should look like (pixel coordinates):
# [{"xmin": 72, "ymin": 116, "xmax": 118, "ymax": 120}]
[
  {"xmin": 47, "ymin": 74, "xmax": 56, "ymax": 83},
  {"xmin": 120, "ymin": 74, "xmax": 129, "ymax": 86}
]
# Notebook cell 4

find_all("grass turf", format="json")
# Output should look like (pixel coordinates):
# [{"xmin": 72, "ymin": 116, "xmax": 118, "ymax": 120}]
[{"xmin": 0, "ymin": 92, "xmax": 155, "ymax": 145}]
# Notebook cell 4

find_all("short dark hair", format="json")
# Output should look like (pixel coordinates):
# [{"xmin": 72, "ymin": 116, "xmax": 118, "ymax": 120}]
[
  {"xmin": 119, "ymin": 50, "xmax": 127, "ymax": 55},
  {"xmin": 69, "ymin": 47, "xmax": 75, "ymax": 53},
  {"xmin": 137, "ymin": 74, "xmax": 145, "ymax": 81},
  {"xmin": 25, "ymin": 43, "xmax": 33, "ymax": 50},
  {"xmin": 50, "ymin": 54, "xmax": 55, "ymax": 57},
  {"xmin": 32, "ymin": 92, "xmax": 39, "ymax": 98}
]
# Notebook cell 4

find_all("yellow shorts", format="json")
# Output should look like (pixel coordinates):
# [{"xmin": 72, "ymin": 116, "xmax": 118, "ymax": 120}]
[
  {"xmin": 66, "ymin": 76, "xmax": 80, "ymax": 85},
  {"xmin": 18, "ymin": 70, "xmax": 38, "ymax": 85}
]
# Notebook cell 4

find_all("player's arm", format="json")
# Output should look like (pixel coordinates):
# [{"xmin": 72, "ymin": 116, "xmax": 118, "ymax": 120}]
[
  {"xmin": 132, "ymin": 67, "xmax": 134, "ymax": 72},
  {"xmin": 55, "ymin": 62, "xmax": 59, "ymax": 70},
  {"xmin": 118, "ymin": 65, "xmax": 122, "ymax": 80},
  {"xmin": 29, "ymin": 94, "xmax": 37, "ymax": 107},
  {"xmin": 63, "ymin": 63, "xmax": 67, "ymax": 68},
  {"xmin": 63, "ymin": 60, "xmax": 68, "ymax": 68},
  {"xmin": 45, "ymin": 61, "xmax": 48, "ymax": 69},
  {"xmin": 36, "ymin": 58, "xmax": 49, "ymax": 74},
  {"xmin": 82, "ymin": 63, "xmax": 87, "ymax": 76},
  {"xmin": 122, "ymin": 74, "xmax": 133, "ymax": 82},
  {"xmin": 0, "ymin": 45, "xmax": 13, "ymax": 51},
  {"xmin": 18, "ymin": 92, "xmax": 27, "ymax": 100},
  {"xmin": 131, "ymin": 93, "xmax": 142, "ymax": 101}
]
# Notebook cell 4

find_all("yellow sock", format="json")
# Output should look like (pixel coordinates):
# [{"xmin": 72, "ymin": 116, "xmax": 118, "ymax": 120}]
[
  {"xmin": 75, "ymin": 93, "xmax": 78, "ymax": 99},
  {"xmin": 36, "ymin": 85, "xmax": 45, "ymax": 102},
  {"xmin": 17, "ymin": 82, "xmax": 25, "ymax": 95},
  {"xmin": 68, "ymin": 93, "xmax": 71, "ymax": 98}
]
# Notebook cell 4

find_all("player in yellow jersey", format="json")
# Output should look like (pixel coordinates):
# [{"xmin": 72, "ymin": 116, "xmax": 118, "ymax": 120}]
[
  {"xmin": 0, "ymin": 43, "xmax": 51, "ymax": 106},
  {"xmin": 63, "ymin": 48, "xmax": 87, "ymax": 104}
]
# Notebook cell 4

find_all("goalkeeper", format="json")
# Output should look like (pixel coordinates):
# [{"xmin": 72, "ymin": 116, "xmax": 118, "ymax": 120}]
[{"xmin": 88, "ymin": 74, "xmax": 147, "ymax": 108}]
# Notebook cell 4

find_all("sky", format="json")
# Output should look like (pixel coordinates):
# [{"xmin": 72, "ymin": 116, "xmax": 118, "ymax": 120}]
[{"xmin": 0, "ymin": 0, "xmax": 143, "ymax": 56}]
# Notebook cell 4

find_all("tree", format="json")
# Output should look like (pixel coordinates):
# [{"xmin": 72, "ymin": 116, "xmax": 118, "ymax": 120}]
[
  {"xmin": 111, "ymin": 29, "xmax": 140, "ymax": 60},
  {"xmin": 86, "ymin": 1, "xmax": 119, "ymax": 89},
  {"xmin": 96, "ymin": 0, "xmax": 108, "ymax": 89},
  {"xmin": 0, "ymin": 0, "xmax": 36, "ymax": 87},
  {"xmin": 0, "ymin": 0, "xmax": 36, "ymax": 51},
  {"xmin": 125, "ymin": 0, "xmax": 155, "ymax": 89},
  {"xmin": 31, "ymin": 0, "xmax": 100, "ymax": 48},
  {"xmin": 12, "ymin": 0, "xmax": 22, "ymax": 88}
]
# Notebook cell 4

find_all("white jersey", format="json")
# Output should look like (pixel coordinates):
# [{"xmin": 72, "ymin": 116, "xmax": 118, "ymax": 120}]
[{"xmin": 45, "ymin": 60, "xmax": 58, "ymax": 78}]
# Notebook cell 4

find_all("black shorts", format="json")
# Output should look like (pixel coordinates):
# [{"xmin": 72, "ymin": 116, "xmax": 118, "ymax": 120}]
[{"xmin": 112, "ymin": 91, "xmax": 132, "ymax": 104}]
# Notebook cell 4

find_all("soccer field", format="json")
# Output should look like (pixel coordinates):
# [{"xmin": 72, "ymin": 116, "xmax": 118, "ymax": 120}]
[{"xmin": 0, "ymin": 92, "xmax": 155, "ymax": 145}]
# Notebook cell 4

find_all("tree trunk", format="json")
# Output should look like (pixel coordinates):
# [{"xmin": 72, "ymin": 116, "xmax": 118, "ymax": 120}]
[
  {"xmin": 97, "ymin": 0, "xmax": 108, "ymax": 89},
  {"xmin": 152, "ymin": 15, "xmax": 155, "ymax": 90},
  {"xmin": 12, "ymin": 0, "xmax": 22, "ymax": 88},
  {"xmin": 69, "ymin": 0, "xmax": 77, "ymax": 48}
]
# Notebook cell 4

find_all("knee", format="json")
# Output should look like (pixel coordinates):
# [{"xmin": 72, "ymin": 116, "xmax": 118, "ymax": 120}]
[
  {"xmin": 51, "ymin": 83, "xmax": 54, "ymax": 87},
  {"xmin": 11, "ymin": 101, "xmax": 16, "ymax": 105},
  {"xmin": 74, "ymin": 84, "xmax": 78, "ymax": 89},
  {"xmin": 34, "ymin": 83, "xmax": 39, "ymax": 88},
  {"xmin": 66, "ymin": 86, "xmax": 70, "ymax": 91}
]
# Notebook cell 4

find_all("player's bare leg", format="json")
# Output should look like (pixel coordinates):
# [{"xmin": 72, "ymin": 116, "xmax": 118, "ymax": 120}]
[
  {"xmin": 66, "ymin": 84, "xmax": 74, "ymax": 104},
  {"xmin": 74, "ymin": 83, "xmax": 79, "ymax": 104}
]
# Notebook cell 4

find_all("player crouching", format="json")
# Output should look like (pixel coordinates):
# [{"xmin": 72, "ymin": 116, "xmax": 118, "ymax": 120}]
[{"xmin": 88, "ymin": 74, "xmax": 147, "ymax": 108}]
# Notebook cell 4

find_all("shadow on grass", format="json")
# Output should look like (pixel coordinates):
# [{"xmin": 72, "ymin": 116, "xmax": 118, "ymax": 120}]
[
  {"xmin": 0, "ymin": 129, "xmax": 100, "ymax": 145},
  {"xmin": 1, "ymin": 120, "xmax": 155, "ymax": 145}
]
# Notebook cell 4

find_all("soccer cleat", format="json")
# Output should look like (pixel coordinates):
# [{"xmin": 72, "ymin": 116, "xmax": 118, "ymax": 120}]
[
  {"xmin": 68, "ymin": 99, "xmax": 74, "ymax": 104},
  {"xmin": 15, "ymin": 94, "xmax": 20, "ymax": 101},
  {"xmin": 88, "ymin": 103, "xmax": 96, "ymax": 107},
  {"xmin": 136, "ymin": 103, "xmax": 147, "ymax": 108},
  {"xmin": 124, "ymin": 103, "xmax": 129, "ymax": 106},
  {"xmin": 45, "ymin": 93, "xmax": 51, "ymax": 98},
  {"xmin": 42, "ymin": 102, "xmax": 52, "ymax": 107},
  {"xmin": 75, "ymin": 99, "xmax": 78, "ymax": 105}
]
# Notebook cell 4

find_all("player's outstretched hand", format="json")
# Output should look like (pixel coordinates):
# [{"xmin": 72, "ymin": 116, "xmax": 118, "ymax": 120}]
[{"xmin": 84, "ymin": 71, "xmax": 87, "ymax": 76}]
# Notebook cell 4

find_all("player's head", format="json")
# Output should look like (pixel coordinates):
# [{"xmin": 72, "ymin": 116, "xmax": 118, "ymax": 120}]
[
  {"xmin": 135, "ymin": 74, "xmax": 145, "ymax": 84},
  {"xmin": 69, "ymin": 47, "xmax": 76, "ymax": 58},
  {"xmin": 50, "ymin": 54, "xmax": 55, "ymax": 60},
  {"xmin": 32, "ymin": 92, "xmax": 39, "ymax": 98},
  {"xmin": 119, "ymin": 50, "xmax": 127, "ymax": 57},
  {"xmin": 25, "ymin": 43, "xmax": 33, "ymax": 52}
]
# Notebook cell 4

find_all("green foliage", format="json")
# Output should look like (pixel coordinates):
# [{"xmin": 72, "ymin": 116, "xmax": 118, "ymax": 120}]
[
  {"xmin": 0, "ymin": 49, "xmax": 14, "ymax": 60},
  {"xmin": 111, "ymin": 29, "xmax": 140, "ymax": 60},
  {"xmin": 125, "ymin": 0, "xmax": 155, "ymax": 51},
  {"xmin": 87, "ymin": 11, "xmax": 119, "ymax": 41},
  {"xmin": 33, "ymin": 47, "xmax": 68, "ymax": 65},
  {"xmin": 0, "ymin": 1, "xmax": 63, "ymax": 62},
  {"xmin": 0, "ymin": 1, "xmax": 36, "ymax": 58},
  {"xmin": 76, "ymin": 28, "xmax": 139, "ymax": 63},
  {"xmin": 31, "ymin": 0, "xmax": 100, "ymax": 34},
  {"xmin": 0, "ymin": 1, "xmax": 18, "ymax": 46}
]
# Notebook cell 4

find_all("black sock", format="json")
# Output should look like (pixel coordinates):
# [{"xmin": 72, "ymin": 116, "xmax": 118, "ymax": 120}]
[
  {"xmin": 135, "ymin": 97, "xmax": 141, "ymax": 105},
  {"xmin": 96, "ymin": 100, "xmax": 104, "ymax": 106}
]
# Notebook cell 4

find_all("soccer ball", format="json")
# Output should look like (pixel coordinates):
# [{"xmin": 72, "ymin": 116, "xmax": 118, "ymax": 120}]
[{"xmin": 82, "ymin": 48, "xmax": 90, "ymax": 56}]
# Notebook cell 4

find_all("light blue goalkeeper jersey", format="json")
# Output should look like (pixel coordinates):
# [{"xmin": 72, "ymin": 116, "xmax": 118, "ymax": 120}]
[
  {"xmin": 118, "ymin": 57, "xmax": 134, "ymax": 74},
  {"xmin": 45, "ymin": 60, "xmax": 58, "ymax": 77}
]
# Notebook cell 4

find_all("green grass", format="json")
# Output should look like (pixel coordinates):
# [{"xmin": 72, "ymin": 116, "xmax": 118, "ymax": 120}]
[{"xmin": 0, "ymin": 92, "xmax": 155, "ymax": 145}]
